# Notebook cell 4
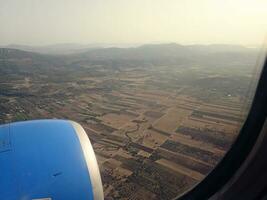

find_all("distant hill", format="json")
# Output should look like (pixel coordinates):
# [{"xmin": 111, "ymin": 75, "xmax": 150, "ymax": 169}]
[
  {"xmin": 78, "ymin": 43, "xmax": 256, "ymax": 57},
  {"xmin": 0, "ymin": 48, "xmax": 44, "ymax": 59},
  {"xmin": 0, "ymin": 48, "xmax": 65, "ymax": 75},
  {"xmin": 0, "ymin": 44, "xmax": 100, "ymax": 55},
  {"xmin": 0, "ymin": 43, "xmax": 259, "ymax": 70},
  {"xmin": 69, "ymin": 43, "xmax": 258, "ymax": 67},
  {"xmin": 0, "ymin": 43, "xmax": 140, "ymax": 55},
  {"xmin": 186, "ymin": 44, "xmax": 252, "ymax": 53},
  {"xmin": 1, "ymin": 43, "xmax": 255, "ymax": 55}
]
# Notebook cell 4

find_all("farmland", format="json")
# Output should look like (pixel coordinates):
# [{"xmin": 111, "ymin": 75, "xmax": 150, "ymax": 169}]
[{"xmin": 0, "ymin": 44, "xmax": 258, "ymax": 199}]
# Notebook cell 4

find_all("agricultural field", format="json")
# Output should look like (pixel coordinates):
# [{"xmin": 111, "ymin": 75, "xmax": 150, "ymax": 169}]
[{"xmin": 0, "ymin": 44, "xmax": 257, "ymax": 199}]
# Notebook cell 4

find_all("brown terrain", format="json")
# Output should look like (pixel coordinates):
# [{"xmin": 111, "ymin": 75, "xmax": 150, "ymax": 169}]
[{"xmin": 0, "ymin": 44, "xmax": 257, "ymax": 199}]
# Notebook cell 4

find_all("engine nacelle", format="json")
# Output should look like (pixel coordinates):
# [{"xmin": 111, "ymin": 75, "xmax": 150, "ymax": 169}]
[{"xmin": 0, "ymin": 120, "xmax": 103, "ymax": 200}]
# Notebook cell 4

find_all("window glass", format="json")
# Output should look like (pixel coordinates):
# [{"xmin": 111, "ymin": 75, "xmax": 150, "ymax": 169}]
[{"xmin": 0, "ymin": 0, "xmax": 266, "ymax": 199}]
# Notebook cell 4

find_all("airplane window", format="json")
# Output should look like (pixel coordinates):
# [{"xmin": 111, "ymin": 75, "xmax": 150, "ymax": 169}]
[{"xmin": 0, "ymin": 0, "xmax": 266, "ymax": 199}]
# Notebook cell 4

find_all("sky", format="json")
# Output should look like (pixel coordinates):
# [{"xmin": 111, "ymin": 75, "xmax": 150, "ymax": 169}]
[{"xmin": 0, "ymin": 0, "xmax": 266, "ymax": 46}]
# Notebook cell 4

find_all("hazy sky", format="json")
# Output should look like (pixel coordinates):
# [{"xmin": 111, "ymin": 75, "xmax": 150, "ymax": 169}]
[{"xmin": 0, "ymin": 0, "xmax": 266, "ymax": 46}]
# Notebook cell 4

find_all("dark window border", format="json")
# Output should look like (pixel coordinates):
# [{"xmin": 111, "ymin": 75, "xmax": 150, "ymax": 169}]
[{"xmin": 177, "ymin": 57, "xmax": 267, "ymax": 200}]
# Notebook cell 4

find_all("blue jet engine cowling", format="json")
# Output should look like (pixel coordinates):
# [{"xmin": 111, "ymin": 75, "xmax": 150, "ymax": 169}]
[{"xmin": 0, "ymin": 120, "xmax": 104, "ymax": 200}]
